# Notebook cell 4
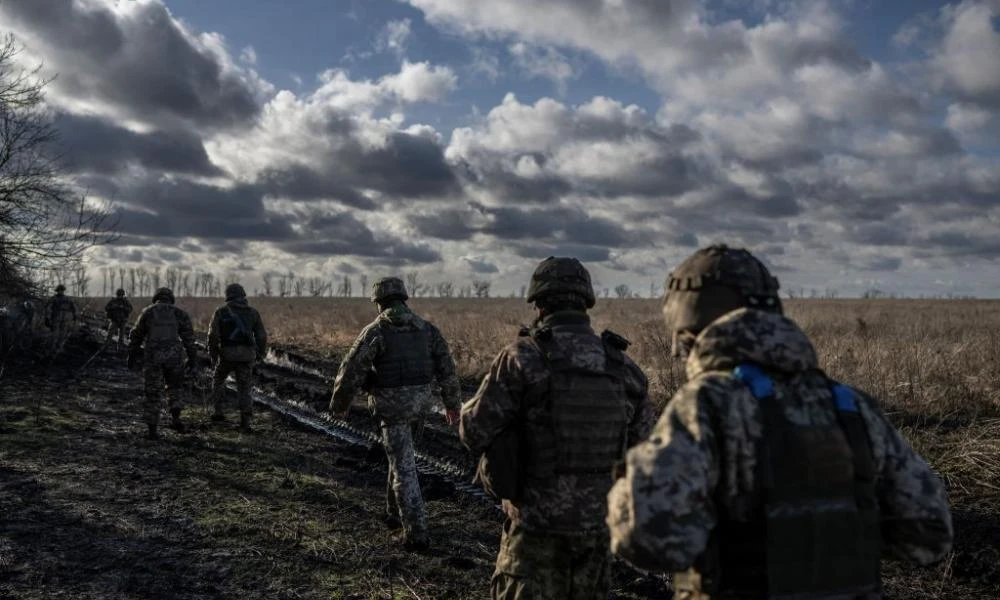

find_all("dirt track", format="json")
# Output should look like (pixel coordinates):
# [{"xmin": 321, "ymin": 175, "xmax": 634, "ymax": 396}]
[{"xmin": 0, "ymin": 326, "xmax": 997, "ymax": 599}]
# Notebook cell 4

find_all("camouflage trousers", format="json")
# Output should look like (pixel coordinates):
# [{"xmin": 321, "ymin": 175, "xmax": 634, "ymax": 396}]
[
  {"xmin": 49, "ymin": 317, "xmax": 73, "ymax": 354},
  {"xmin": 143, "ymin": 361, "xmax": 188, "ymax": 426},
  {"xmin": 491, "ymin": 521, "xmax": 611, "ymax": 600},
  {"xmin": 211, "ymin": 360, "xmax": 254, "ymax": 416},
  {"xmin": 382, "ymin": 420, "xmax": 427, "ymax": 541},
  {"xmin": 107, "ymin": 320, "xmax": 129, "ymax": 349}
]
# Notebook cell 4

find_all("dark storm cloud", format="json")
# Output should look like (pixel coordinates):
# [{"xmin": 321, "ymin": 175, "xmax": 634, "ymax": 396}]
[
  {"xmin": 846, "ymin": 223, "xmax": 909, "ymax": 246},
  {"xmin": 54, "ymin": 113, "xmax": 222, "ymax": 176},
  {"xmin": 922, "ymin": 231, "xmax": 1000, "ymax": 259},
  {"xmin": 462, "ymin": 257, "xmax": 500, "ymax": 274},
  {"xmin": 278, "ymin": 211, "xmax": 441, "ymax": 264},
  {"xmin": 2, "ymin": 0, "xmax": 261, "ymax": 130},
  {"xmin": 512, "ymin": 243, "xmax": 610, "ymax": 263},
  {"xmin": 258, "ymin": 131, "xmax": 458, "ymax": 205},
  {"xmin": 408, "ymin": 203, "xmax": 655, "ymax": 248}
]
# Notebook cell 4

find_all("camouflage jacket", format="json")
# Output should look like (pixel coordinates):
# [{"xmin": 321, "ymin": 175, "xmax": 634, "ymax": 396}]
[
  {"xmin": 104, "ymin": 297, "xmax": 133, "ymax": 323},
  {"xmin": 607, "ymin": 308, "xmax": 953, "ymax": 575},
  {"xmin": 128, "ymin": 301, "xmax": 197, "ymax": 366},
  {"xmin": 461, "ymin": 311, "xmax": 655, "ymax": 533},
  {"xmin": 207, "ymin": 298, "xmax": 268, "ymax": 363},
  {"xmin": 330, "ymin": 303, "xmax": 462, "ymax": 424},
  {"xmin": 48, "ymin": 293, "xmax": 76, "ymax": 322}
]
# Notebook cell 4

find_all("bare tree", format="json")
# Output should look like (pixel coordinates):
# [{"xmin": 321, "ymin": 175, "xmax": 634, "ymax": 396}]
[
  {"xmin": 179, "ymin": 272, "xmax": 191, "ymax": 297},
  {"xmin": 72, "ymin": 265, "xmax": 89, "ymax": 297},
  {"xmin": 472, "ymin": 280, "xmax": 491, "ymax": 298},
  {"xmin": 359, "ymin": 274, "xmax": 368, "ymax": 296},
  {"xmin": 614, "ymin": 284, "xmax": 631, "ymax": 299},
  {"xmin": 307, "ymin": 277, "xmax": 330, "ymax": 297},
  {"xmin": 436, "ymin": 281, "xmax": 454, "ymax": 298},
  {"xmin": 136, "ymin": 267, "xmax": 149, "ymax": 297},
  {"xmin": 0, "ymin": 35, "xmax": 116, "ymax": 290},
  {"xmin": 151, "ymin": 266, "xmax": 161, "ymax": 290},
  {"xmin": 336, "ymin": 275, "xmax": 352, "ymax": 297},
  {"xmin": 128, "ymin": 268, "xmax": 137, "ymax": 296},
  {"xmin": 262, "ymin": 272, "xmax": 273, "ymax": 296}
]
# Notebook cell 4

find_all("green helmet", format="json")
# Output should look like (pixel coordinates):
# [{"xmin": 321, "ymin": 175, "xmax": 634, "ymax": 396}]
[
  {"xmin": 663, "ymin": 244, "xmax": 781, "ymax": 354},
  {"xmin": 370, "ymin": 277, "xmax": 408, "ymax": 303},
  {"xmin": 152, "ymin": 287, "xmax": 175, "ymax": 304},
  {"xmin": 55, "ymin": 284, "xmax": 66, "ymax": 293},
  {"xmin": 115, "ymin": 288, "xmax": 126, "ymax": 297},
  {"xmin": 526, "ymin": 257, "xmax": 596, "ymax": 309},
  {"xmin": 225, "ymin": 283, "xmax": 247, "ymax": 301}
]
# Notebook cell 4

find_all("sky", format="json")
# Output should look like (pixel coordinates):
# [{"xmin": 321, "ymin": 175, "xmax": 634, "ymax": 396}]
[{"xmin": 2, "ymin": 0, "xmax": 999, "ymax": 297}]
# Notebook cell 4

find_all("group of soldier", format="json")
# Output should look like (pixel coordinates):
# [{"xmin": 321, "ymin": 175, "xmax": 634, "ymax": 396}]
[
  {"xmin": 23, "ymin": 243, "xmax": 953, "ymax": 600},
  {"xmin": 329, "ymin": 246, "xmax": 952, "ymax": 600}
]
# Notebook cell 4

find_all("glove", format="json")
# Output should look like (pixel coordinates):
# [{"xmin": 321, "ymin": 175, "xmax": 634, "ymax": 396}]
[
  {"xmin": 446, "ymin": 408, "xmax": 461, "ymax": 427},
  {"xmin": 127, "ymin": 352, "xmax": 138, "ymax": 371}
]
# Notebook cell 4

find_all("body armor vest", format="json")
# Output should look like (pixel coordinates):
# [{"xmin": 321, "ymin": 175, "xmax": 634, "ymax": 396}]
[
  {"xmin": 220, "ymin": 307, "xmax": 254, "ymax": 347},
  {"xmin": 147, "ymin": 304, "xmax": 179, "ymax": 346},
  {"xmin": 106, "ymin": 299, "xmax": 131, "ymax": 321},
  {"xmin": 676, "ymin": 364, "xmax": 881, "ymax": 599},
  {"xmin": 526, "ymin": 328, "xmax": 631, "ymax": 478},
  {"xmin": 372, "ymin": 328, "xmax": 434, "ymax": 389}
]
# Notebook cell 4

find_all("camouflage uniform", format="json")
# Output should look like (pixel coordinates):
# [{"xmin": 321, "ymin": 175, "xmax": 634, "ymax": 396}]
[
  {"xmin": 47, "ymin": 288, "xmax": 76, "ymax": 354},
  {"xmin": 608, "ymin": 246, "xmax": 953, "ymax": 599},
  {"xmin": 208, "ymin": 284, "xmax": 268, "ymax": 432},
  {"xmin": 104, "ymin": 291, "xmax": 133, "ymax": 351},
  {"xmin": 330, "ymin": 279, "xmax": 462, "ymax": 547},
  {"xmin": 462, "ymin": 257, "xmax": 655, "ymax": 600},
  {"xmin": 128, "ymin": 289, "xmax": 197, "ymax": 437}
]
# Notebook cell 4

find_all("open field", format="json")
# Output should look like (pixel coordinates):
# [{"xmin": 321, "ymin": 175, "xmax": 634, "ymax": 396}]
[{"xmin": 12, "ymin": 297, "xmax": 997, "ymax": 597}]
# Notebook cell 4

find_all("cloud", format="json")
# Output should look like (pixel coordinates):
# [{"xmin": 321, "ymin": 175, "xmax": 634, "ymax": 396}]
[
  {"xmin": 0, "ymin": 0, "xmax": 269, "ymax": 131},
  {"xmin": 930, "ymin": 1, "xmax": 1000, "ymax": 108},
  {"xmin": 508, "ymin": 43, "xmax": 576, "ymax": 93},
  {"xmin": 378, "ymin": 19, "xmax": 412, "ymax": 55},
  {"xmin": 461, "ymin": 256, "xmax": 500, "ymax": 274}
]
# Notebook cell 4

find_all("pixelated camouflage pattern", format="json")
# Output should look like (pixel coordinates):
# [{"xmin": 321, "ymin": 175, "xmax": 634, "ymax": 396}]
[
  {"xmin": 526, "ymin": 257, "xmax": 596, "ymax": 308},
  {"xmin": 142, "ymin": 361, "xmax": 187, "ymax": 427},
  {"xmin": 491, "ymin": 521, "xmax": 610, "ymax": 600},
  {"xmin": 461, "ymin": 312, "xmax": 654, "ymax": 533},
  {"xmin": 211, "ymin": 360, "xmax": 254, "ymax": 417},
  {"xmin": 330, "ymin": 303, "xmax": 460, "ymax": 544},
  {"xmin": 128, "ymin": 302, "xmax": 197, "ymax": 366},
  {"xmin": 382, "ymin": 422, "xmax": 427, "ymax": 541},
  {"xmin": 666, "ymin": 245, "xmax": 780, "ymax": 297},
  {"xmin": 207, "ymin": 297, "xmax": 268, "ymax": 363},
  {"xmin": 370, "ymin": 277, "xmax": 408, "ymax": 303},
  {"xmin": 607, "ymin": 308, "xmax": 953, "ymax": 578},
  {"xmin": 330, "ymin": 304, "xmax": 461, "ymax": 419}
]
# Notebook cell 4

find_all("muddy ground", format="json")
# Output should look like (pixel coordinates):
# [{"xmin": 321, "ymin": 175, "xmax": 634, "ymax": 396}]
[{"xmin": 0, "ymin": 325, "xmax": 997, "ymax": 599}]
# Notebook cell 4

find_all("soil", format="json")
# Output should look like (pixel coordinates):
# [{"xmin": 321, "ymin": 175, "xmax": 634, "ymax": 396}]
[{"xmin": 0, "ymin": 324, "xmax": 996, "ymax": 599}]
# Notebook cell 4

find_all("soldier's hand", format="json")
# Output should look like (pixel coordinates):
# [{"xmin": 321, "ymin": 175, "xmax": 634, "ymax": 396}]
[{"xmin": 445, "ymin": 408, "xmax": 461, "ymax": 428}]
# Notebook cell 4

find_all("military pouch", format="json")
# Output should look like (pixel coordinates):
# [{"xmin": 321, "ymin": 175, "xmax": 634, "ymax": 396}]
[{"xmin": 475, "ymin": 426, "xmax": 522, "ymax": 501}]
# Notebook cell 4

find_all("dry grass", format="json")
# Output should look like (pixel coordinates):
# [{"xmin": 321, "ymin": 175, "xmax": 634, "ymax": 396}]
[{"xmin": 87, "ymin": 296, "xmax": 1000, "ymax": 498}]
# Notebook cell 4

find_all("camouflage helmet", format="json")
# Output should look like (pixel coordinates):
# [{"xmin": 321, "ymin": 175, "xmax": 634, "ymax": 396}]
[
  {"xmin": 526, "ymin": 257, "xmax": 596, "ymax": 309},
  {"xmin": 152, "ymin": 287, "xmax": 175, "ymax": 304},
  {"xmin": 663, "ymin": 244, "xmax": 781, "ymax": 354},
  {"xmin": 55, "ymin": 284, "xmax": 66, "ymax": 293},
  {"xmin": 115, "ymin": 288, "xmax": 126, "ymax": 297},
  {"xmin": 370, "ymin": 277, "xmax": 408, "ymax": 303},
  {"xmin": 225, "ymin": 283, "xmax": 247, "ymax": 301}
]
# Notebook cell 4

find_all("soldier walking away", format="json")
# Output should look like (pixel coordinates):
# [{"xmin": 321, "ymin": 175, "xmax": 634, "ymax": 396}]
[
  {"xmin": 330, "ymin": 276, "xmax": 463, "ymax": 551},
  {"xmin": 46, "ymin": 284, "xmax": 77, "ymax": 355},
  {"xmin": 460, "ymin": 257, "xmax": 654, "ymax": 600},
  {"xmin": 127, "ymin": 287, "xmax": 198, "ymax": 440},
  {"xmin": 104, "ymin": 288, "xmax": 133, "ymax": 353},
  {"xmin": 208, "ymin": 283, "xmax": 268, "ymax": 433},
  {"xmin": 607, "ymin": 245, "xmax": 953, "ymax": 599}
]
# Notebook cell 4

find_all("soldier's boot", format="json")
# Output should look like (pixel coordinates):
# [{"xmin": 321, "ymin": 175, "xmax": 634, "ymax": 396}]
[
  {"xmin": 239, "ymin": 414, "xmax": 252, "ymax": 434},
  {"xmin": 169, "ymin": 408, "xmax": 186, "ymax": 433},
  {"xmin": 146, "ymin": 423, "xmax": 159, "ymax": 440}
]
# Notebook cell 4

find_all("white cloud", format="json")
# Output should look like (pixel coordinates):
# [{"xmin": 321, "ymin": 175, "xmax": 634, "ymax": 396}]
[
  {"xmin": 930, "ymin": 0, "xmax": 1000, "ymax": 106},
  {"xmin": 508, "ymin": 43, "xmax": 576, "ymax": 93},
  {"xmin": 378, "ymin": 18, "xmax": 412, "ymax": 55},
  {"xmin": 240, "ymin": 45, "xmax": 258, "ymax": 65}
]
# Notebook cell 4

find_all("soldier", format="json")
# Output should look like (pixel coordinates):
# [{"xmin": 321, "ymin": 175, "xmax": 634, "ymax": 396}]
[
  {"xmin": 460, "ymin": 257, "xmax": 654, "ymax": 600},
  {"xmin": 208, "ymin": 283, "xmax": 268, "ymax": 433},
  {"xmin": 127, "ymin": 287, "xmax": 198, "ymax": 440},
  {"xmin": 104, "ymin": 288, "xmax": 133, "ymax": 353},
  {"xmin": 607, "ymin": 245, "xmax": 953, "ymax": 599},
  {"xmin": 330, "ymin": 277, "xmax": 462, "ymax": 551},
  {"xmin": 46, "ymin": 284, "xmax": 77, "ymax": 354}
]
